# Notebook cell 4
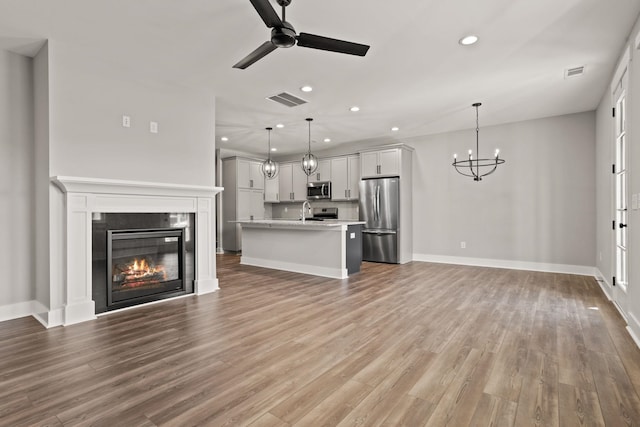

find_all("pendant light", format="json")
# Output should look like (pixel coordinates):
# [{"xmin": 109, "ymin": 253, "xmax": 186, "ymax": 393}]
[
  {"xmin": 301, "ymin": 117, "xmax": 318, "ymax": 176},
  {"xmin": 452, "ymin": 102, "xmax": 505, "ymax": 181},
  {"xmin": 261, "ymin": 127, "xmax": 279, "ymax": 179}
]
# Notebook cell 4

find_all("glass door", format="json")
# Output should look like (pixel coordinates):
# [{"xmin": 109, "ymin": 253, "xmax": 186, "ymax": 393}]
[{"xmin": 613, "ymin": 69, "xmax": 628, "ymax": 311}]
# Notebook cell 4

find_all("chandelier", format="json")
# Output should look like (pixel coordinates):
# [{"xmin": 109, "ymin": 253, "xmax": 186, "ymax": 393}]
[
  {"xmin": 301, "ymin": 117, "xmax": 318, "ymax": 176},
  {"xmin": 452, "ymin": 102, "xmax": 505, "ymax": 181},
  {"xmin": 261, "ymin": 127, "xmax": 279, "ymax": 179}
]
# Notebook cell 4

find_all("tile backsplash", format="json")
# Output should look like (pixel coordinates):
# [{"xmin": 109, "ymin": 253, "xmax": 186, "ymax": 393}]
[{"xmin": 269, "ymin": 200, "xmax": 359, "ymax": 220}]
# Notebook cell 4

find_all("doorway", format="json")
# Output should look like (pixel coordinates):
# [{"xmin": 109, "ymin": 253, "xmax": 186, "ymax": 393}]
[{"xmin": 613, "ymin": 63, "xmax": 629, "ymax": 313}]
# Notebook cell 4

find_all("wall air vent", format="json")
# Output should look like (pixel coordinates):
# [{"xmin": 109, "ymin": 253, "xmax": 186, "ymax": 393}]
[
  {"xmin": 565, "ymin": 66, "xmax": 585, "ymax": 78},
  {"xmin": 267, "ymin": 92, "xmax": 308, "ymax": 107}
]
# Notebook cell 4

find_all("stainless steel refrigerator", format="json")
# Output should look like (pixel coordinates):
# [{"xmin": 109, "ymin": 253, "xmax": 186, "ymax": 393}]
[{"xmin": 359, "ymin": 177, "xmax": 399, "ymax": 263}]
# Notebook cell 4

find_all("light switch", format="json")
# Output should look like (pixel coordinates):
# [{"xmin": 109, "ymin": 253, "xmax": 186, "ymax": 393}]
[
  {"xmin": 150, "ymin": 121, "xmax": 158, "ymax": 133},
  {"xmin": 350, "ymin": 232, "xmax": 355, "ymax": 239}
]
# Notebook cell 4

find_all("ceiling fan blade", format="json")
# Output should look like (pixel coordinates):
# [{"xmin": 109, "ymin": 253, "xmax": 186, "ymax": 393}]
[
  {"xmin": 249, "ymin": 0, "xmax": 283, "ymax": 28},
  {"xmin": 296, "ymin": 33, "xmax": 370, "ymax": 57},
  {"xmin": 233, "ymin": 41, "xmax": 277, "ymax": 69}
]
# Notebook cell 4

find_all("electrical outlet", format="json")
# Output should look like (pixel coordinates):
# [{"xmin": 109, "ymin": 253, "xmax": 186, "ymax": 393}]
[
  {"xmin": 150, "ymin": 121, "xmax": 158, "ymax": 134},
  {"xmin": 122, "ymin": 115, "xmax": 131, "ymax": 128},
  {"xmin": 460, "ymin": 241, "xmax": 466, "ymax": 249}
]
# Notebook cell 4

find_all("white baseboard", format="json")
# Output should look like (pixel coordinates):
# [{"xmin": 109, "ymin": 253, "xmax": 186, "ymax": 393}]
[
  {"xmin": 594, "ymin": 268, "xmax": 613, "ymax": 300},
  {"xmin": 412, "ymin": 253, "xmax": 596, "ymax": 276},
  {"xmin": 627, "ymin": 312, "xmax": 640, "ymax": 349},
  {"xmin": 196, "ymin": 278, "xmax": 219, "ymax": 295},
  {"xmin": 0, "ymin": 300, "xmax": 42, "ymax": 323}
]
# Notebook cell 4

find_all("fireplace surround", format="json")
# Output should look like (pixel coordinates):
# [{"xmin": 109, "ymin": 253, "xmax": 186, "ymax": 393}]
[{"xmin": 45, "ymin": 176, "xmax": 223, "ymax": 327}]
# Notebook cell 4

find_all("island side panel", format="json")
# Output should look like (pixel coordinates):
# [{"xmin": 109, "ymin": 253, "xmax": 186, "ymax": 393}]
[{"xmin": 240, "ymin": 226, "xmax": 347, "ymax": 279}]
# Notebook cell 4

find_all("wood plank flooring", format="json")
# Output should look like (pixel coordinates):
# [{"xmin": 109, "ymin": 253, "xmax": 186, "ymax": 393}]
[{"xmin": 2, "ymin": 255, "xmax": 640, "ymax": 426}]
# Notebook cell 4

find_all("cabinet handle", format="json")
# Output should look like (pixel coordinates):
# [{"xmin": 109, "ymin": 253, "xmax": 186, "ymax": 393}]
[
  {"xmin": 276, "ymin": 193, "xmax": 279, "ymax": 201},
  {"xmin": 345, "ymin": 189, "xmax": 348, "ymax": 198},
  {"xmin": 317, "ymin": 173, "xmax": 320, "ymax": 181},
  {"xmin": 250, "ymin": 179, "xmax": 253, "ymax": 188},
  {"xmin": 348, "ymin": 189, "xmax": 351, "ymax": 198}
]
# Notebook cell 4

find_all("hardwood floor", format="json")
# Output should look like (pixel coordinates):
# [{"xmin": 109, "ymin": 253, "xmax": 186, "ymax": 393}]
[{"xmin": 2, "ymin": 255, "xmax": 640, "ymax": 426}]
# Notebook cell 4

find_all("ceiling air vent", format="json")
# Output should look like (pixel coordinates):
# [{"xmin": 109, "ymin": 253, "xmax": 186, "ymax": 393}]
[
  {"xmin": 267, "ymin": 92, "xmax": 308, "ymax": 107},
  {"xmin": 565, "ymin": 66, "xmax": 585, "ymax": 78}
]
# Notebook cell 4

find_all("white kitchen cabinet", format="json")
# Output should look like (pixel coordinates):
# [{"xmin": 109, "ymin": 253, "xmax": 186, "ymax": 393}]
[
  {"xmin": 238, "ymin": 189, "xmax": 265, "ymax": 220},
  {"xmin": 360, "ymin": 148, "xmax": 400, "ymax": 178},
  {"xmin": 331, "ymin": 155, "xmax": 360, "ymax": 200},
  {"xmin": 237, "ymin": 158, "xmax": 264, "ymax": 190},
  {"xmin": 279, "ymin": 162, "xmax": 309, "ymax": 202},
  {"xmin": 222, "ymin": 156, "xmax": 266, "ymax": 251},
  {"xmin": 312, "ymin": 159, "xmax": 331, "ymax": 182},
  {"xmin": 264, "ymin": 175, "xmax": 280, "ymax": 202}
]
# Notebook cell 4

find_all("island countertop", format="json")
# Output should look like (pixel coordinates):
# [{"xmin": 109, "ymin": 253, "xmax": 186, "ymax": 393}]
[
  {"xmin": 237, "ymin": 219, "xmax": 364, "ymax": 278},
  {"xmin": 236, "ymin": 219, "xmax": 365, "ymax": 230}
]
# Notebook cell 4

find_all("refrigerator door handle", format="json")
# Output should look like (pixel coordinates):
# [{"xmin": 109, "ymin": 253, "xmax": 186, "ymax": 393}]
[
  {"xmin": 375, "ymin": 185, "xmax": 380, "ymax": 222},
  {"xmin": 362, "ymin": 229, "xmax": 397, "ymax": 235}
]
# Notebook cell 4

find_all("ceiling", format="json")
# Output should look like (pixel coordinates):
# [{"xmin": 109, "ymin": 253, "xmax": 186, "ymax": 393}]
[{"xmin": 1, "ymin": 0, "xmax": 639, "ymax": 156}]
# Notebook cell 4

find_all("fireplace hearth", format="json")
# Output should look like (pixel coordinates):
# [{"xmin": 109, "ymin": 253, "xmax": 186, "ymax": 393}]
[{"xmin": 93, "ymin": 213, "xmax": 196, "ymax": 313}]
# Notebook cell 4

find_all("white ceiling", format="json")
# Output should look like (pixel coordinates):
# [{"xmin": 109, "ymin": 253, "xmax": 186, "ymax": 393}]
[{"xmin": 1, "ymin": 0, "xmax": 639, "ymax": 156}]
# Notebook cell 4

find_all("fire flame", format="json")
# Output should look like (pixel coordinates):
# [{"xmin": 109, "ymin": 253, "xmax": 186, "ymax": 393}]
[{"xmin": 126, "ymin": 258, "xmax": 164, "ymax": 278}]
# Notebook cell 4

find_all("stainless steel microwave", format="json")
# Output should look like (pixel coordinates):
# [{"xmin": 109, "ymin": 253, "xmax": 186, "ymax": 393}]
[{"xmin": 307, "ymin": 181, "xmax": 331, "ymax": 199}]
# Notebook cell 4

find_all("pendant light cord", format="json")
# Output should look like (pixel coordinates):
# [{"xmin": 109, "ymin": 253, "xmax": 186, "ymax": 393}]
[{"xmin": 475, "ymin": 104, "xmax": 480, "ymax": 179}]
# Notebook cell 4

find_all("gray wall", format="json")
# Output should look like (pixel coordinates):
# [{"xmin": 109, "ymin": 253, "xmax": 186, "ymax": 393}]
[
  {"xmin": 410, "ymin": 111, "xmax": 596, "ymax": 267},
  {"xmin": 47, "ymin": 41, "xmax": 216, "ymax": 185},
  {"xmin": 0, "ymin": 49, "xmax": 35, "ymax": 307}
]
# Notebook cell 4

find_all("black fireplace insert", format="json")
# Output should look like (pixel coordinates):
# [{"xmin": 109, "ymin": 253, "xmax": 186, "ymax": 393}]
[{"xmin": 92, "ymin": 213, "xmax": 195, "ymax": 313}]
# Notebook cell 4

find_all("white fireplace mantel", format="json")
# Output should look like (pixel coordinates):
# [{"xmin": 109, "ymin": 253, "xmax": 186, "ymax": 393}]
[{"xmin": 46, "ymin": 176, "xmax": 223, "ymax": 326}]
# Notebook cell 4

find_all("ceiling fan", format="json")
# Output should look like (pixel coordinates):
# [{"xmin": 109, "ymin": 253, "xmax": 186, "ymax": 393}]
[{"xmin": 233, "ymin": 0, "xmax": 370, "ymax": 69}]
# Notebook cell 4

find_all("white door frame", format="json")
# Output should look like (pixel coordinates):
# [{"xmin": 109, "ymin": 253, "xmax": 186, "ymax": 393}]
[{"xmin": 611, "ymin": 46, "xmax": 630, "ymax": 315}]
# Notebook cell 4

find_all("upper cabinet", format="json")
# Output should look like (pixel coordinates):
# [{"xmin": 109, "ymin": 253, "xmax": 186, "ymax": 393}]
[
  {"xmin": 278, "ymin": 162, "xmax": 308, "ymax": 202},
  {"xmin": 360, "ymin": 148, "xmax": 400, "ymax": 178},
  {"xmin": 312, "ymin": 159, "xmax": 331, "ymax": 182},
  {"xmin": 331, "ymin": 155, "xmax": 360, "ymax": 201},
  {"xmin": 237, "ymin": 158, "xmax": 264, "ymax": 190},
  {"xmin": 264, "ymin": 174, "xmax": 280, "ymax": 203}
]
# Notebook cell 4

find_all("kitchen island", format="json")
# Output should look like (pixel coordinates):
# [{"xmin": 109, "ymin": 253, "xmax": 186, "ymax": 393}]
[{"xmin": 237, "ymin": 219, "xmax": 364, "ymax": 279}]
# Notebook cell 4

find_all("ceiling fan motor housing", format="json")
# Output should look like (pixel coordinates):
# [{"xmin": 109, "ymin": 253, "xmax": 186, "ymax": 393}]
[{"xmin": 271, "ymin": 22, "xmax": 296, "ymax": 48}]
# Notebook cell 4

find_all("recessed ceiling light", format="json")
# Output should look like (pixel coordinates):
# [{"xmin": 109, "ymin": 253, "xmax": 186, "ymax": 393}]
[
  {"xmin": 459, "ymin": 35, "xmax": 478, "ymax": 46},
  {"xmin": 350, "ymin": 106, "xmax": 360, "ymax": 112},
  {"xmin": 220, "ymin": 136, "xmax": 229, "ymax": 142},
  {"xmin": 391, "ymin": 127, "xmax": 399, "ymax": 132},
  {"xmin": 271, "ymin": 147, "xmax": 277, "ymax": 152},
  {"xmin": 300, "ymin": 85, "xmax": 313, "ymax": 92},
  {"xmin": 276, "ymin": 123, "xmax": 284, "ymax": 128},
  {"xmin": 324, "ymin": 138, "xmax": 331, "ymax": 143}
]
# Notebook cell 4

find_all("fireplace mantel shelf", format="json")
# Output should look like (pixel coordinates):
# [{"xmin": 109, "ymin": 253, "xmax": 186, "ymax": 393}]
[{"xmin": 51, "ymin": 176, "xmax": 223, "ymax": 198}]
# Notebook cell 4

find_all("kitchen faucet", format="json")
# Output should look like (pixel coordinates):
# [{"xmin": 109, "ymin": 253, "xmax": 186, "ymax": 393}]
[{"xmin": 301, "ymin": 200, "xmax": 311, "ymax": 223}]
